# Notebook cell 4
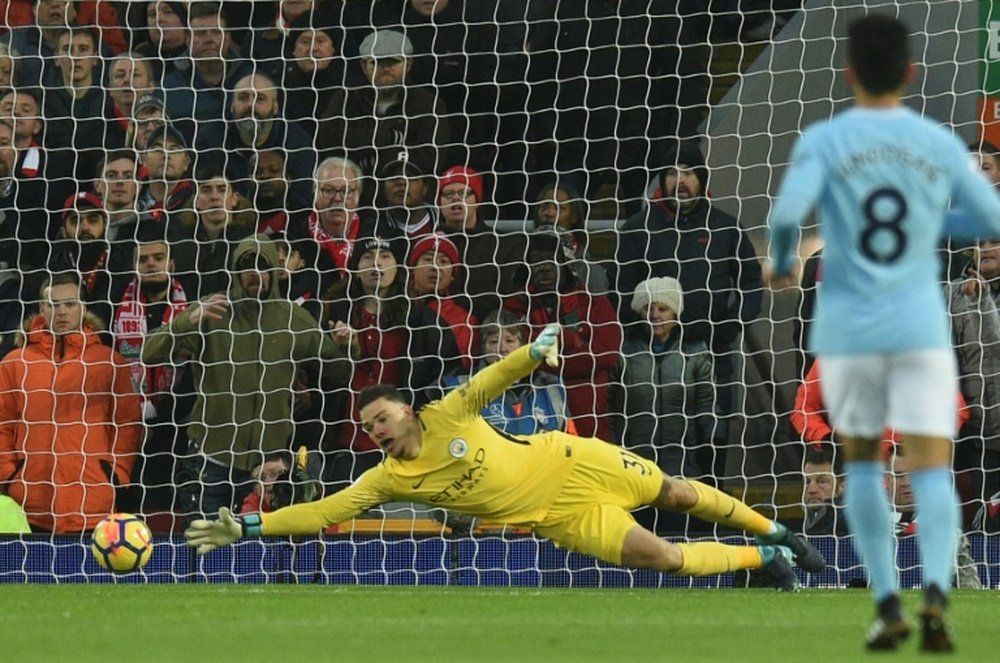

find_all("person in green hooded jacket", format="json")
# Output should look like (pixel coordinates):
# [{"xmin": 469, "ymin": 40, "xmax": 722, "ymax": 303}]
[{"xmin": 142, "ymin": 233, "xmax": 350, "ymax": 517}]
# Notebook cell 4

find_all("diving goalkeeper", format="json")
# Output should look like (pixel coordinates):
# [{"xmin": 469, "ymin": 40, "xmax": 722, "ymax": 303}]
[{"xmin": 186, "ymin": 324, "xmax": 825, "ymax": 587}]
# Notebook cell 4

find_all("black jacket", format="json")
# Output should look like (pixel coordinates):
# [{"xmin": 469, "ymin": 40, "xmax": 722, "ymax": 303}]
[{"xmin": 617, "ymin": 199, "xmax": 763, "ymax": 350}]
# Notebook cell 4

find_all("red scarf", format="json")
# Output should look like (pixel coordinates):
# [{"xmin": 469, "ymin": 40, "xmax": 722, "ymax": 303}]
[
  {"xmin": 81, "ymin": 249, "xmax": 108, "ymax": 297},
  {"xmin": 19, "ymin": 141, "xmax": 40, "ymax": 178},
  {"xmin": 113, "ymin": 278, "xmax": 188, "ymax": 407},
  {"xmin": 308, "ymin": 211, "xmax": 360, "ymax": 273}
]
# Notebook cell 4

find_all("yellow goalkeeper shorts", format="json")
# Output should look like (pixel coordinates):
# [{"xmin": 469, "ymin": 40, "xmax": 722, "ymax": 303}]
[{"xmin": 533, "ymin": 436, "xmax": 663, "ymax": 566}]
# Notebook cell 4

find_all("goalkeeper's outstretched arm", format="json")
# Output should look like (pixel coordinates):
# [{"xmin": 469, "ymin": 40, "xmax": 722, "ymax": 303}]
[
  {"xmin": 438, "ymin": 323, "xmax": 561, "ymax": 418},
  {"xmin": 185, "ymin": 472, "xmax": 390, "ymax": 554}
]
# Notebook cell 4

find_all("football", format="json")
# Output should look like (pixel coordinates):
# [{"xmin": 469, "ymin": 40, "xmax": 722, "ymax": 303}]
[{"xmin": 90, "ymin": 513, "xmax": 153, "ymax": 573}]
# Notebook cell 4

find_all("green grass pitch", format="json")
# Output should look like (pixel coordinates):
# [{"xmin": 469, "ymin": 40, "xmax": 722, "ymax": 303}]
[{"xmin": 1, "ymin": 586, "xmax": 996, "ymax": 661}]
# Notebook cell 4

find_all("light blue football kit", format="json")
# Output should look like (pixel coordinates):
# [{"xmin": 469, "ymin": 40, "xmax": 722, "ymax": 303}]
[
  {"xmin": 769, "ymin": 106, "xmax": 1000, "ymax": 602},
  {"xmin": 770, "ymin": 106, "xmax": 1000, "ymax": 356}
]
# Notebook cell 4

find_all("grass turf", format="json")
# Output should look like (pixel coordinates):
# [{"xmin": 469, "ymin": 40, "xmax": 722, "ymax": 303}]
[{"xmin": 1, "ymin": 585, "xmax": 996, "ymax": 662}]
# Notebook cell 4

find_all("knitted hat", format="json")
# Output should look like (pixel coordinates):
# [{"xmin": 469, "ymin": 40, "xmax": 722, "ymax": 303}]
[
  {"xmin": 631, "ymin": 277, "xmax": 684, "ymax": 317},
  {"xmin": 286, "ymin": 9, "xmax": 342, "ymax": 58},
  {"xmin": 408, "ymin": 233, "xmax": 460, "ymax": 268},
  {"xmin": 347, "ymin": 234, "xmax": 405, "ymax": 272},
  {"xmin": 661, "ymin": 141, "xmax": 708, "ymax": 194},
  {"xmin": 438, "ymin": 165, "xmax": 484, "ymax": 203}
]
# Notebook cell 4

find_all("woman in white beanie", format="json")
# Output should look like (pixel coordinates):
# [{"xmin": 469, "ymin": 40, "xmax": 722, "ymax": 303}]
[{"xmin": 611, "ymin": 277, "xmax": 719, "ymax": 482}]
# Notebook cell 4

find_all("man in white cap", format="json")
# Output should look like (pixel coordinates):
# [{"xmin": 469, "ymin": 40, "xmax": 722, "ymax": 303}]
[{"xmin": 317, "ymin": 28, "xmax": 453, "ymax": 178}]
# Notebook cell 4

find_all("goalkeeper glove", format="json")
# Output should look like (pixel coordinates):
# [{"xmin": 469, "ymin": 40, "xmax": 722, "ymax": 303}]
[
  {"xmin": 529, "ymin": 323, "xmax": 560, "ymax": 367},
  {"xmin": 184, "ymin": 507, "xmax": 260, "ymax": 555}
]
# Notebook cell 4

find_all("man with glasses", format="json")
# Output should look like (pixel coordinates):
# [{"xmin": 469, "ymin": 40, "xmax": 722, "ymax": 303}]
[{"xmin": 289, "ymin": 156, "xmax": 366, "ymax": 292}]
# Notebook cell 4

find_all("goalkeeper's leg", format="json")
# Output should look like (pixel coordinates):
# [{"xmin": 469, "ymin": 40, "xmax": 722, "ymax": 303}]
[
  {"xmin": 619, "ymin": 526, "xmax": 799, "ymax": 590},
  {"xmin": 649, "ymin": 476, "xmax": 826, "ymax": 572}
]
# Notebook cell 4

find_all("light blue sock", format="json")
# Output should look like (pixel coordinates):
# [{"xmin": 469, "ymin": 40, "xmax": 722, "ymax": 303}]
[
  {"xmin": 844, "ymin": 461, "xmax": 898, "ymax": 602},
  {"xmin": 908, "ymin": 467, "xmax": 960, "ymax": 594}
]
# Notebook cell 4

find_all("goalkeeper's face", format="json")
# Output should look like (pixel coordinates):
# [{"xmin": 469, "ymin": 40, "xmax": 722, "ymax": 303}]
[{"xmin": 360, "ymin": 397, "xmax": 421, "ymax": 460}]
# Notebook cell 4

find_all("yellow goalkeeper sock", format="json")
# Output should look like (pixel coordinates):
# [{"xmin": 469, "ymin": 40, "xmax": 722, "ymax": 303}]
[
  {"xmin": 676, "ymin": 542, "xmax": 764, "ymax": 576},
  {"xmin": 683, "ymin": 480, "xmax": 774, "ymax": 536}
]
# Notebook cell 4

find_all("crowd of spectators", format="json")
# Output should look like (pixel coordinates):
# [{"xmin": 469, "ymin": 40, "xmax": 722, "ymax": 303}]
[{"xmin": 0, "ymin": 1, "xmax": 995, "ymax": 549}]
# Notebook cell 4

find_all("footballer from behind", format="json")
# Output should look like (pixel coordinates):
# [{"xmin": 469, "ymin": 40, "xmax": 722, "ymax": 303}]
[
  {"xmin": 766, "ymin": 12, "xmax": 1000, "ymax": 653},
  {"xmin": 187, "ymin": 323, "xmax": 825, "ymax": 588}
]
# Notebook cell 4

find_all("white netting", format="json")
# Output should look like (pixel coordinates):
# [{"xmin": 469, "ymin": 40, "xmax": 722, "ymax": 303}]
[{"xmin": 0, "ymin": 0, "xmax": 996, "ymax": 586}]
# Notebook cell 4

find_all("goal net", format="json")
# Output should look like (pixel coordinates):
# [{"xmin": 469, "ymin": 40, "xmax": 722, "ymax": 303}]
[{"xmin": 0, "ymin": 0, "xmax": 996, "ymax": 587}]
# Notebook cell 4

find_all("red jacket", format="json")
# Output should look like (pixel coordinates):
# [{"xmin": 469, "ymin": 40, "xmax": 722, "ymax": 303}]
[
  {"xmin": 792, "ymin": 361, "xmax": 969, "ymax": 448},
  {"xmin": 0, "ymin": 316, "xmax": 142, "ymax": 532},
  {"xmin": 503, "ymin": 287, "xmax": 622, "ymax": 440}
]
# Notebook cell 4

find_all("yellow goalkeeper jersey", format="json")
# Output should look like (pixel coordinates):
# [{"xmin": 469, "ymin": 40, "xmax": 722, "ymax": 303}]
[{"xmin": 261, "ymin": 345, "xmax": 578, "ymax": 536}]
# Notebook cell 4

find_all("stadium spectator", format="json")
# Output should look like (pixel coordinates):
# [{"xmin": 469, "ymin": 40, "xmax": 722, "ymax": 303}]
[
  {"xmin": 47, "ymin": 191, "xmax": 119, "ymax": 328},
  {"xmin": 317, "ymin": 28, "xmax": 452, "ymax": 177},
  {"xmin": 443, "ymin": 309, "xmax": 573, "ymax": 435},
  {"xmin": 374, "ymin": 152, "xmax": 438, "ymax": 240},
  {"xmin": 105, "ymin": 54, "xmax": 156, "ymax": 147},
  {"xmin": 802, "ymin": 445, "xmax": 847, "ymax": 536},
  {"xmin": 142, "ymin": 234, "xmax": 351, "ymax": 517},
  {"xmin": 287, "ymin": 155, "xmax": 365, "ymax": 291},
  {"xmin": 242, "ymin": 0, "xmax": 318, "ymax": 74},
  {"xmin": 792, "ymin": 248, "xmax": 822, "ymax": 378},
  {"xmin": 249, "ymin": 148, "xmax": 289, "ymax": 236},
  {"xmin": 504, "ymin": 227, "xmax": 622, "ymax": 440},
  {"xmin": 886, "ymin": 444, "xmax": 981, "ymax": 589},
  {"xmin": 321, "ymin": 234, "xmax": 460, "ymax": 487},
  {"xmin": 169, "ymin": 162, "xmax": 254, "ymax": 299},
  {"xmin": 270, "ymin": 231, "xmax": 322, "ymax": 322},
  {"xmin": 2, "ymin": 0, "xmax": 116, "ymax": 87},
  {"xmin": 407, "ymin": 232, "xmax": 477, "ymax": 368},
  {"xmin": 0, "ymin": 42, "xmax": 12, "ymax": 91},
  {"xmin": 45, "ymin": 25, "xmax": 120, "ymax": 181},
  {"xmin": 280, "ymin": 8, "xmax": 345, "ymax": 140},
  {"xmin": 526, "ymin": 4, "xmax": 703, "ymax": 212},
  {"xmin": 617, "ymin": 141, "xmax": 763, "ymax": 477},
  {"xmin": 133, "ymin": 1, "xmax": 189, "ymax": 82},
  {"xmin": 238, "ymin": 448, "xmax": 320, "ymax": 516},
  {"xmin": 0, "ymin": 1, "xmax": 127, "ymax": 51},
  {"xmin": 0, "ymin": 250, "xmax": 24, "ymax": 358},
  {"xmin": 610, "ymin": 277, "xmax": 717, "ymax": 479},
  {"xmin": 948, "ymin": 238, "xmax": 1000, "ymax": 527},
  {"xmin": 112, "ymin": 227, "xmax": 192, "ymax": 513},
  {"xmin": 0, "ymin": 87, "xmax": 43, "ymax": 150},
  {"xmin": 93, "ymin": 149, "xmax": 143, "ymax": 241},
  {"xmin": 238, "ymin": 451, "xmax": 292, "ymax": 515},
  {"xmin": 130, "ymin": 93, "xmax": 167, "ymax": 156},
  {"xmin": 969, "ymin": 140, "xmax": 1000, "ymax": 189},
  {"xmin": 162, "ymin": 1, "xmax": 252, "ymax": 151},
  {"xmin": 375, "ymin": 0, "xmax": 500, "ymax": 169},
  {"xmin": 222, "ymin": 70, "xmax": 316, "ymax": 213},
  {"xmin": 533, "ymin": 181, "xmax": 610, "ymax": 295},
  {"xmin": 435, "ymin": 164, "xmax": 524, "ymax": 321},
  {"xmin": 0, "ymin": 271, "xmax": 142, "ymax": 533},
  {"xmin": 0, "ymin": 104, "xmax": 70, "ymax": 274},
  {"xmin": 139, "ymin": 122, "xmax": 194, "ymax": 228}
]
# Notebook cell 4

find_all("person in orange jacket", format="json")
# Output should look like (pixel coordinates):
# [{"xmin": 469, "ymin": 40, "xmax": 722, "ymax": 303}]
[{"xmin": 0, "ymin": 272, "xmax": 142, "ymax": 533}]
